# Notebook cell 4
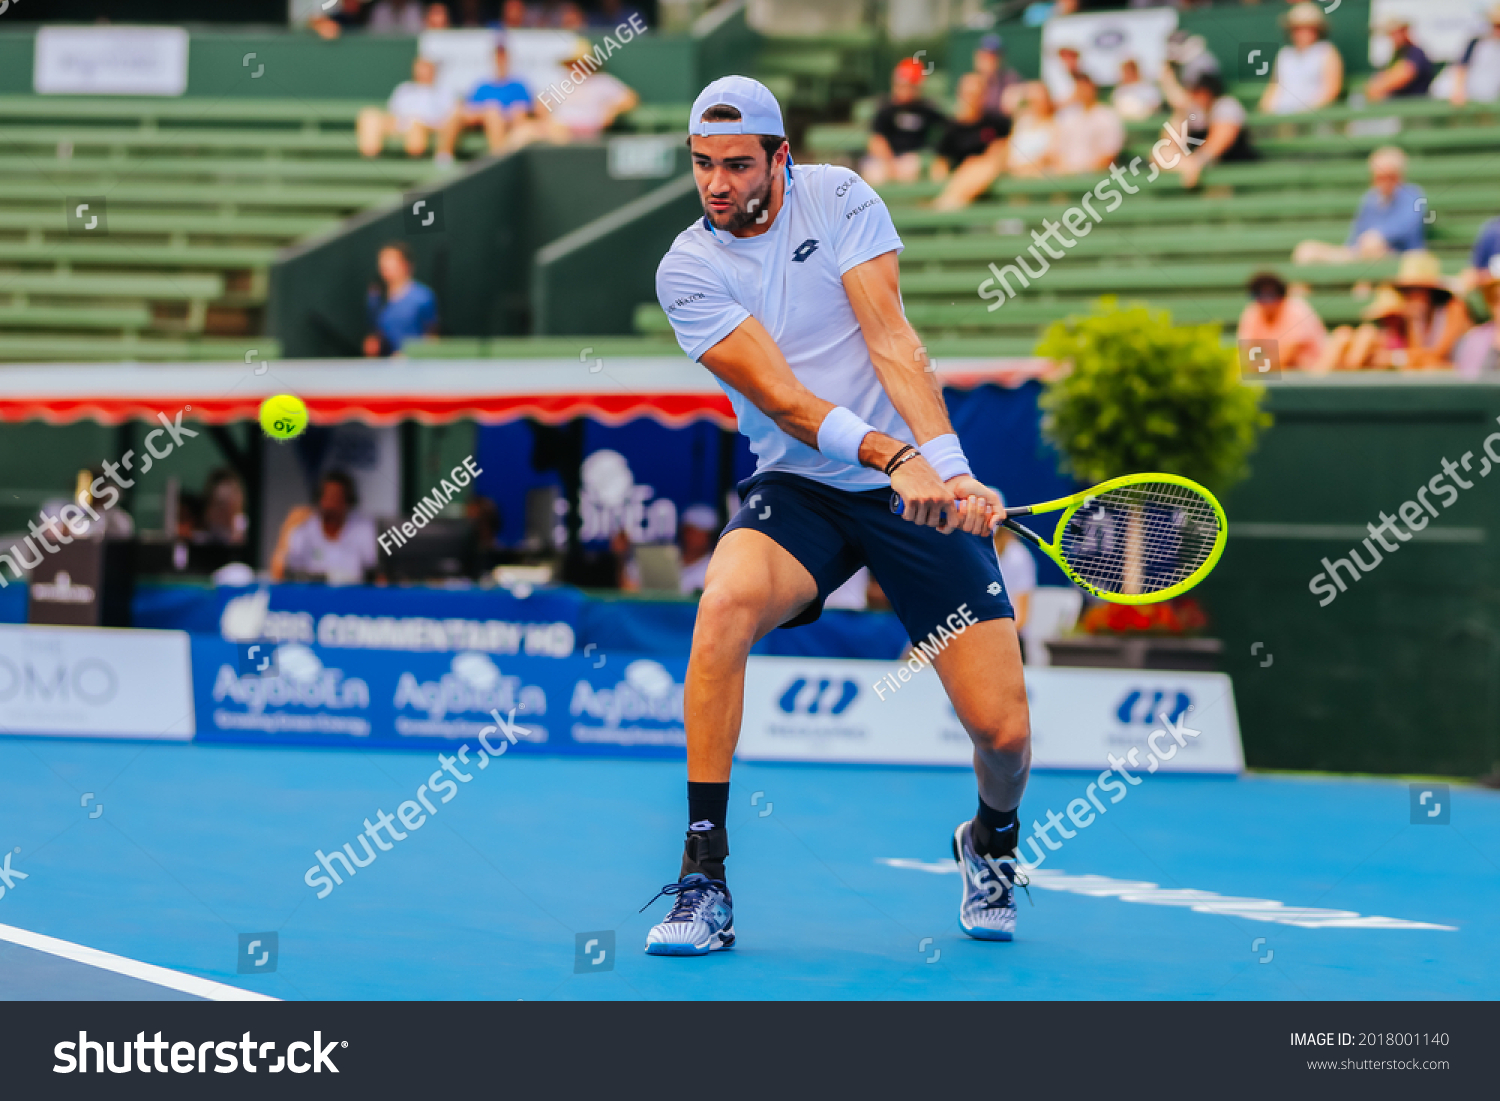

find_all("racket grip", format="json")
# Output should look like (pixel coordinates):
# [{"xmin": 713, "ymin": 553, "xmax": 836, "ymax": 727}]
[{"xmin": 889, "ymin": 492, "xmax": 1011, "ymax": 522}]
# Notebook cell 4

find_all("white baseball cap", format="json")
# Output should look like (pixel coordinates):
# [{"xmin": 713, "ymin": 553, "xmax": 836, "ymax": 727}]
[{"xmin": 688, "ymin": 76, "xmax": 785, "ymax": 137}]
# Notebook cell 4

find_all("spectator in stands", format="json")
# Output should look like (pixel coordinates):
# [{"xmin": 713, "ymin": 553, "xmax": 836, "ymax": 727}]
[
  {"xmin": 676, "ymin": 504, "xmax": 718, "ymax": 594},
  {"xmin": 535, "ymin": 40, "xmax": 639, "ymax": 141},
  {"xmin": 365, "ymin": 242, "xmax": 439, "ymax": 356},
  {"xmin": 1319, "ymin": 285, "xmax": 1411, "ymax": 370},
  {"xmin": 310, "ymin": 0, "xmax": 371, "ymax": 39},
  {"xmin": 1169, "ymin": 72, "xmax": 1255, "ymax": 188},
  {"xmin": 1043, "ymin": 45, "xmax": 1085, "ymax": 106},
  {"xmin": 435, "ymin": 41, "xmax": 534, "ymax": 162},
  {"xmin": 930, "ymin": 72, "xmax": 1012, "ymax": 210},
  {"xmin": 502, "ymin": 0, "xmax": 529, "ymax": 27},
  {"xmin": 1259, "ymin": 3, "xmax": 1343, "ymax": 115},
  {"xmin": 973, "ymin": 33, "xmax": 1025, "ymax": 117},
  {"xmin": 1448, "ymin": 5, "xmax": 1500, "ymax": 106},
  {"xmin": 1006, "ymin": 82, "xmax": 1060, "ymax": 178},
  {"xmin": 591, "ymin": 0, "xmax": 646, "ymax": 30},
  {"xmin": 358, "ymin": 57, "xmax": 455, "ymax": 159},
  {"xmin": 1238, "ymin": 271, "xmax": 1328, "ymax": 370},
  {"xmin": 1111, "ymin": 58, "xmax": 1162, "ymax": 121},
  {"xmin": 424, "ymin": 2, "xmax": 452, "ymax": 28},
  {"xmin": 1293, "ymin": 147, "xmax": 1425, "ymax": 264},
  {"xmin": 1159, "ymin": 30, "xmax": 1221, "ymax": 113},
  {"xmin": 1053, "ymin": 73, "xmax": 1124, "ymax": 175},
  {"xmin": 273, "ymin": 471, "xmax": 379, "ymax": 585},
  {"xmin": 1364, "ymin": 16, "xmax": 1435, "ymax": 101},
  {"xmin": 368, "ymin": 0, "xmax": 426, "ymax": 33},
  {"xmin": 862, "ymin": 59, "xmax": 946, "ymax": 186},
  {"xmin": 1464, "ymin": 214, "xmax": 1500, "ymax": 291},
  {"xmin": 201, "ymin": 469, "xmax": 248, "ymax": 545},
  {"xmin": 1393, "ymin": 251, "xmax": 1470, "ymax": 367},
  {"xmin": 452, "ymin": 0, "xmax": 494, "ymax": 28},
  {"xmin": 1453, "ymin": 276, "xmax": 1500, "ymax": 377}
]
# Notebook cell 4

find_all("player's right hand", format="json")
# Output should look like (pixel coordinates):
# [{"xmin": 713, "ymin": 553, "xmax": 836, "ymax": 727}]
[{"xmin": 890, "ymin": 456, "xmax": 964, "ymax": 533}]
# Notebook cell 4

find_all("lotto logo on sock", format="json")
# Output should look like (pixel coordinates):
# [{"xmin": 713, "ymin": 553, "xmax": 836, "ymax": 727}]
[{"xmin": 574, "ymin": 930, "xmax": 614, "ymax": 973}]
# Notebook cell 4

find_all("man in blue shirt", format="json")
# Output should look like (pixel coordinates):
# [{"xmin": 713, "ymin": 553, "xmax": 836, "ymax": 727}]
[
  {"xmin": 1466, "ymin": 217, "xmax": 1500, "ymax": 291},
  {"xmin": 365, "ymin": 243, "xmax": 438, "ymax": 356},
  {"xmin": 1293, "ymin": 146, "xmax": 1425, "ymax": 264},
  {"xmin": 435, "ymin": 40, "xmax": 535, "ymax": 162}
]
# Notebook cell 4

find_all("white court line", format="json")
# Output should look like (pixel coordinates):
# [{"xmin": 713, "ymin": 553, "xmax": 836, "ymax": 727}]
[
  {"xmin": 0, "ymin": 922, "xmax": 280, "ymax": 1001},
  {"xmin": 878, "ymin": 860, "xmax": 1457, "ymax": 930}
]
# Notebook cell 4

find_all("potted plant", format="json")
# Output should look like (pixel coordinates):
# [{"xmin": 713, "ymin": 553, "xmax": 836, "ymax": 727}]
[{"xmin": 1035, "ymin": 298, "xmax": 1270, "ymax": 670}]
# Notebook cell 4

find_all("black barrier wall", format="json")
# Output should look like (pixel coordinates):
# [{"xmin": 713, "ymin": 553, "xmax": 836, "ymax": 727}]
[{"xmin": 1205, "ymin": 378, "xmax": 1500, "ymax": 779}]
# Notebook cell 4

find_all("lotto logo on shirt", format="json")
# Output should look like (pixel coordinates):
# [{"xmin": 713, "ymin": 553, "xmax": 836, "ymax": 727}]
[{"xmin": 791, "ymin": 239, "xmax": 819, "ymax": 262}]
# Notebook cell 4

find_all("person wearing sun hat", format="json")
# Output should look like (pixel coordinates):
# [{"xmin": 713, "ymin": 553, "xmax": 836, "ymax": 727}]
[
  {"xmin": 1260, "ymin": 3, "xmax": 1344, "ymax": 115},
  {"xmin": 1319, "ymin": 285, "xmax": 1412, "ymax": 371},
  {"xmin": 1449, "ymin": 3, "xmax": 1500, "ymax": 106},
  {"xmin": 1391, "ymin": 251, "xmax": 1471, "ymax": 366},
  {"xmin": 1366, "ymin": 15, "xmax": 1435, "ymax": 100}
]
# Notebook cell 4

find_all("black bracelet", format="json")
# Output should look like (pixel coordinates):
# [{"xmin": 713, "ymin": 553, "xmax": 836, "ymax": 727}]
[{"xmin": 883, "ymin": 445, "xmax": 918, "ymax": 476}]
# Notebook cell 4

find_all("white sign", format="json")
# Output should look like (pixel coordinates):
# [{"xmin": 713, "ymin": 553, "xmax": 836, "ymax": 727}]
[
  {"xmin": 1041, "ymin": 8, "xmax": 1179, "ymax": 88},
  {"xmin": 34, "ymin": 26, "xmax": 190, "ymax": 97},
  {"xmin": 0, "ymin": 625, "xmax": 194, "ymax": 740},
  {"xmin": 737, "ymin": 656, "xmax": 1242, "ymax": 773},
  {"xmin": 1369, "ymin": 0, "xmax": 1491, "ymax": 65}
]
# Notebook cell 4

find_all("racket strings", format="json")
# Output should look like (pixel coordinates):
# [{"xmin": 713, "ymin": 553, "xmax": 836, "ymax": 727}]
[{"xmin": 1057, "ymin": 481, "xmax": 1221, "ymax": 596}]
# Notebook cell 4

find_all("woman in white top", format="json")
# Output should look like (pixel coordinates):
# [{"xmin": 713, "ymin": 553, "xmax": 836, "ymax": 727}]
[
  {"xmin": 1006, "ymin": 82, "xmax": 1059, "ymax": 177},
  {"xmin": 1259, "ymin": 2, "xmax": 1343, "ymax": 116}
]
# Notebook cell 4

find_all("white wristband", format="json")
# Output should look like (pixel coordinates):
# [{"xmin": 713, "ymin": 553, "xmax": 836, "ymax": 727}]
[
  {"xmin": 920, "ymin": 433, "xmax": 970, "ymax": 482},
  {"xmin": 816, "ymin": 406, "xmax": 876, "ymax": 468}
]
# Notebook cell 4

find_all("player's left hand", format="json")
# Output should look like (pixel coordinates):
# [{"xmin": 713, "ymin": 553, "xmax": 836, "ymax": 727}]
[{"xmin": 944, "ymin": 475, "xmax": 1003, "ymax": 536}]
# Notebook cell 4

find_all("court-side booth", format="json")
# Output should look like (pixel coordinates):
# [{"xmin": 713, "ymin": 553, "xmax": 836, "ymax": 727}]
[{"xmin": 0, "ymin": 357, "xmax": 1244, "ymax": 773}]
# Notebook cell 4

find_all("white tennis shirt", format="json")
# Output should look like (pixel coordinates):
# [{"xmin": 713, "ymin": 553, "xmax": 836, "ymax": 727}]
[{"xmin": 656, "ymin": 163, "xmax": 911, "ymax": 491}]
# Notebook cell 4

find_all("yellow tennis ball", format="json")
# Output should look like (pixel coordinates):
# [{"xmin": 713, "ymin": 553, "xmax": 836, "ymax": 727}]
[{"xmin": 259, "ymin": 394, "xmax": 308, "ymax": 440}]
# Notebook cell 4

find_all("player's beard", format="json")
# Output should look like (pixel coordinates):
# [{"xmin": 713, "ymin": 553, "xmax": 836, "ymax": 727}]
[{"xmin": 705, "ymin": 168, "xmax": 774, "ymax": 233}]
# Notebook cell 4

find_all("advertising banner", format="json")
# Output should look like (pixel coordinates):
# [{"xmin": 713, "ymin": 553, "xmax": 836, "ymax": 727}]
[
  {"xmin": 736, "ymin": 656, "xmax": 1243, "ymax": 773},
  {"xmin": 192, "ymin": 637, "xmax": 686, "ymax": 757},
  {"xmin": 0, "ymin": 624, "xmax": 193, "ymax": 740},
  {"xmin": 34, "ymin": 26, "xmax": 190, "ymax": 96}
]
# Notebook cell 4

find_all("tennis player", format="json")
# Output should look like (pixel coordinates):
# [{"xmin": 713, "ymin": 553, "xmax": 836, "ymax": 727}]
[{"xmin": 642, "ymin": 77, "xmax": 1031, "ymax": 954}]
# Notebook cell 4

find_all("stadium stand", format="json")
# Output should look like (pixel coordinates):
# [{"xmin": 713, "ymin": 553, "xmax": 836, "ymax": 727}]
[{"xmin": 0, "ymin": 95, "xmax": 444, "ymax": 362}]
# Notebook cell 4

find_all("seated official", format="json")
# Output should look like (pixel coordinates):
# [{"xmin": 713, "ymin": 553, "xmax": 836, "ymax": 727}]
[{"xmin": 272, "ymin": 471, "xmax": 379, "ymax": 585}]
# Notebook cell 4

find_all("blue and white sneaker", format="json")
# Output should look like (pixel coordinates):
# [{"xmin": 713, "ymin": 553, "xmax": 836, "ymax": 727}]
[
  {"xmin": 641, "ymin": 873, "xmax": 735, "ymax": 956},
  {"xmin": 952, "ymin": 820, "xmax": 1029, "ymax": 941}
]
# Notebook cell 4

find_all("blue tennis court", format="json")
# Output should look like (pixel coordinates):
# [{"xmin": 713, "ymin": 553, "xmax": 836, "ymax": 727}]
[{"xmin": 0, "ymin": 734, "xmax": 1494, "ymax": 1001}]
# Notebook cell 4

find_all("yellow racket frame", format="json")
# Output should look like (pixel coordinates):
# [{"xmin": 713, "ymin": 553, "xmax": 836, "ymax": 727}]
[{"xmin": 998, "ymin": 472, "xmax": 1229, "ymax": 605}]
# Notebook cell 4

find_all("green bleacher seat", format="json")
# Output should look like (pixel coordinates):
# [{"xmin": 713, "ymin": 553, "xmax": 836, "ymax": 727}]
[{"xmin": 0, "ymin": 96, "xmax": 430, "ymax": 361}]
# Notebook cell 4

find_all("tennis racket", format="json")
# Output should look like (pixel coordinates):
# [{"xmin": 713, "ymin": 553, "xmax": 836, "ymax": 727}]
[{"xmin": 891, "ymin": 472, "xmax": 1228, "ymax": 605}]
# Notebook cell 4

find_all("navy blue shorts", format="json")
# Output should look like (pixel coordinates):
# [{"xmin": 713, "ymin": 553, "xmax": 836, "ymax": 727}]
[{"xmin": 723, "ymin": 471, "xmax": 1014, "ymax": 643}]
